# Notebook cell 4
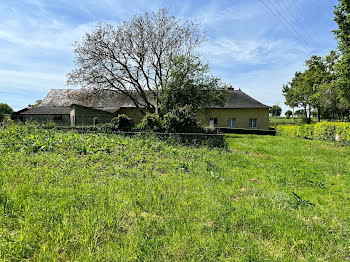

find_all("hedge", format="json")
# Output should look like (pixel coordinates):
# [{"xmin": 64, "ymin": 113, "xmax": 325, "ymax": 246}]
[{"xmin": 276, "ymin": 122, "xmax": 350, "ymax": 145}]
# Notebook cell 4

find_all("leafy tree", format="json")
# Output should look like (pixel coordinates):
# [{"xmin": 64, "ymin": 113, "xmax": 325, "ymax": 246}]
[
  {"xmin": 28, "ymin": 100, "xmax": 43, "ymax": 108},
  {"xmin": 111, "ymin": 114, "xmax": 133, "ymax": 131},
  {"xmin": 0, "ymin": 113, "xmax": 4, "ymax": 122},
  {"xmin": 160, "ymin": 55, "xmax": 228, "ymax": 114},
  {"xmin": 283, "ymin": 53, "xmax": 341, "ymax": 123},
  {"xmin": 269, "ymin": 105, "xmax": 282, "ymax": 117},
  {"xmin": 282, "ymin": 82, "xmax": 298, "ymax": 124},
  {"xmin": 163, "ymin": 105, "xmax": 198, "ymax": 132},
  {"xmin": 294, "ymin": 109, "xmax": 305, "ymax": 117},
  {"xmin": 67, "ymin": 9, "xmax": 208, "ymax": 116},
  {"xmin": 0, "ymin": 103, "xmax": 13, "ymax": 114},
  {"xmin": 138, "ymin": 113, "xmax": 164, "ymax": 132},
  {"xmin": 285, "ymin": 110, "xmax": 292, "ymax": 117},
  {"xmin": 303, "ymin": 55, "xmax": 328, "ymax": 122},
  {"xmin": 333, "ymin": 0, "xmax": 350, "ymax": 105},
  {"xmin": 283, "ymin": 71, "xmax": 313, "ymax": 123}
]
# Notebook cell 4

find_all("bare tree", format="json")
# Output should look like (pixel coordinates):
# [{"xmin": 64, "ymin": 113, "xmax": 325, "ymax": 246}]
[{"xmin": 67, "ymin": 9, "xmax": 205, "ymax": 115}]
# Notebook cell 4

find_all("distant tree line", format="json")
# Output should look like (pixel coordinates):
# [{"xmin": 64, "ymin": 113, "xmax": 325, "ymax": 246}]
[
  {"xmin": 269, "ymin": 105, "xmax": 282, "ymax": 117},
  {"xmin": 0, "ymin": 103, "xmax": 13, "ymax": 122},
  {"xmin": 283, "ymin": 0, "xmax": 350, "ymax": 123}
]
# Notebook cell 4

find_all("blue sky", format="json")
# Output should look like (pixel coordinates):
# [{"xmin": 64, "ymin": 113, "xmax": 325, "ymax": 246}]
[{"xmin": 0, "ymin": 0, "xmax": 339, "ymax": 112}]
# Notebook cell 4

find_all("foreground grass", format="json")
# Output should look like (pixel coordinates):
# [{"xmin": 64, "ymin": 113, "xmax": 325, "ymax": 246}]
[{"xmin": 0, "ymin": 124, "xmax": 349, "ymax": 261}]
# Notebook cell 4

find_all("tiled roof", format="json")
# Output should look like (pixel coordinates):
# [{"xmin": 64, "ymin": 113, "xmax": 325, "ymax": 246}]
[
  {"xmin": 40, "ymin": 89, "xmax": 145, "ymax": 110},
  {"xmin": 18, "ymin": 88, "xmax": 269, "ymax": 115},
  {"xmin": 21, "ymin": 106, "xmax": 71, "ymax": 115},
  {"xmin": 219, "ymin": 90, "xmax": 269, "ymax": 109}
]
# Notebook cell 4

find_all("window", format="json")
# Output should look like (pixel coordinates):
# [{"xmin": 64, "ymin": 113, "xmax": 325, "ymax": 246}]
[
  {"xmin": 249, "ymin": 118, "xmax": 257, "ymax": 128},
  {"xmin": 210, "ymin": 118, "xmax": 218, "ymax": 127},
  {"xmin": 54, "ymin": 115, "xmax": 63, "ymax": 121},
  {"xmin": 228, "ymin": 118, "xmax": 236, "ymax": 128}
]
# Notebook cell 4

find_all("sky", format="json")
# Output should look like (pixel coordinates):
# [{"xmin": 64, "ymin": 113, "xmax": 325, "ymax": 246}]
[{"xmin": 0, "ymin": 0, "xmax": 339, "ymax": 112}]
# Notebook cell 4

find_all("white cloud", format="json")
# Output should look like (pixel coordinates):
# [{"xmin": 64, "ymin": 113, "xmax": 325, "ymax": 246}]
[
  {"xmin": 200, "ymin": 36, "xmax": 307, "ymax": 68},
  {"xmin": 0, "ymin": 19, "xmax": 96, "ymax": 52},
  {"xmin": 0, "ymin": 70, "xmax": 66, "ymax": 90}
]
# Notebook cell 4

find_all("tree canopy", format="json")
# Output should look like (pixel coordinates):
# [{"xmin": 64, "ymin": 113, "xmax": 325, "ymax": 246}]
[
  {"xmin": 282, "ymin": 1, "xmax": 350, "ymax": 122},
  {"xmin": 0, "ymin": 103, "xmax": 13, "ymax": 115},
  {"xmin": 67, "ymin": 9, "xmax": 227, "ymax": 116},
  {"xmin": 160, "ymin": 55, "xmax": 228, "ymax": 114},
  {"xmin": 334, "ymin": 0, "xmax": 350, "ymax": 105},
  {"xmin": 269, "ymin": 105, "xmax": 282, "ymax": 117},
  {"xmin": 285, "ymin": 110, "xmax": 292, "ymax": 117},
  {"xmin": 282, "ymin": 52, "xmax": 349, "ymax": 122},
  {"xmin": 28, "ymin": 100, "xmax": 43, "ymax": 109}
]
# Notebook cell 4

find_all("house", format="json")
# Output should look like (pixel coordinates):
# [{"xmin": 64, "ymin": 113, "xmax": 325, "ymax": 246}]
[{"xmin": 13, "ymin": 88, "xmax": 270, "ymax": 129}]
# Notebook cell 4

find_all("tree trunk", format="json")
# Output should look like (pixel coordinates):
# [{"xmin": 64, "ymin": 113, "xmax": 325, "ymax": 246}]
[
  {"xmin": 292, "ymin": 107, "xmax": 295, "ymax": 125},
  {"xmin": 317, "ymin": 106, "xmax": 321, "ymax": 122},
  {"xmin": 308, "ymin": 107, "xmax": 312, "ymax": 124},
  {"xmin": 304, "ymin": 107, "xmax": 310, "ymax": 124}
]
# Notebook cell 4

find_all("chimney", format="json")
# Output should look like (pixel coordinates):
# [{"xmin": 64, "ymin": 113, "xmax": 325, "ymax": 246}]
[{"xmin": 228, "ymin": 85, "xmax": 234, "ymax": 90}]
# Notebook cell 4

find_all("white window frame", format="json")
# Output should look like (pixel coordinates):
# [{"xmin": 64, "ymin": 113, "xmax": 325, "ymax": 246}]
[
  {"xmin": 249, "ymin": 118, "xmax": 257, "ymax": 128},
  {"xmin": 228, "ymin": 118, "xmax": 236, "ymax": 128}
]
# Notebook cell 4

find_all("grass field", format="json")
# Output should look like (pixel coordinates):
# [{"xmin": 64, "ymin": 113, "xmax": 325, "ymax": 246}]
[
  {"xmin": 0, "ymin": 124, "xmax": 349, "ymax": 261},
  {"xmin": 269, "ymin": 116, "xmax": 318, "ymax": 127}
]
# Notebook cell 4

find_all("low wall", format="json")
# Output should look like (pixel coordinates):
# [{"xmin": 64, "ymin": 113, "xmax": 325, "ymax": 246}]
[
  {"xmin": 218, "ymin": 127, "xmax": 276, "ymax": 136},
  {"xmin": 54, "ymin": 126, "xmax": 226, "ymax": 148}
]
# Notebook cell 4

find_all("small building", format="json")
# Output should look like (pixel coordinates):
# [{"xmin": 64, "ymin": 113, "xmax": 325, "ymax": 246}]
[
  {"xmin": 13, "ymin": 88, "xmax": 270, "ymax": 129},
  {"xmin": 197, "ymin": 89, "xmax": 270, "ymax": 129}
]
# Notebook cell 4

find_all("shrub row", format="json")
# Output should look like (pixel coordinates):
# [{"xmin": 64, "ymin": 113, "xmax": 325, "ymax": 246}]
[
  {"xmin": 40, "ymin": 113, "xmax": 216, "ymax": 134},
  {"xmin": 276, "ymin": 122, "xmax": 350, "ymax": 145}
]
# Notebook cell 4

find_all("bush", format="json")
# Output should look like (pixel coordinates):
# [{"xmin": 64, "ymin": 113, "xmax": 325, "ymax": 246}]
[
  {"xmin": 276, "ymin": 122, "xmax": 350, "ymax": 145},
  {"xmin": 298, "ymin": 124, "xmax": 314, "ymax": 139},
  {"xmin": 163, "ymin": 105, "xmax": 198, "ymax": 133},
  {"xmin": 276, "ymin": 125, "xmax": 299, "ymax": 137},
  {"xmin": 313, "ymin": 122, "xmax": 350, "ymax": 144},
  {"xmin": 0, "ymin": 113, "xmax": 4, "ymax": 123},
  {"xmin": 45, "ymin": 120, "xmax": 56, "ymax": 129},
  {"xmin": 163, "ymin": 113, "xmax": 180, "ymax": 133},
  {"xmin": 111, "ymin": 114, "xmax": 133, "ymax": 131},
  {"xmin": 138, "ymin": 113, "xmax": 164, "ymax": 132}
]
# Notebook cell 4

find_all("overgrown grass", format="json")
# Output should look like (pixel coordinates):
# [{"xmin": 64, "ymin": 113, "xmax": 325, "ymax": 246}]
[{"xmin": 0, "ymin": 124, "xmax": 349, "ymax": 261}]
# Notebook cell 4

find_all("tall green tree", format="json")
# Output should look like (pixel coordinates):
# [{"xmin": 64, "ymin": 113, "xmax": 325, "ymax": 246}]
[
  {"xmin": 319, "ymin": 51, "xmax": 349, "ymax": 120},
  {"xmin": 303, "ymin": 55, "xmax": 328, "ymax": 122},
  {"xmin": 334, "ymin": 0, "xmax": 350, "ymax": 106},
  {"xmin": 283, "ymin": 71, "xmax": 314, "ymax": 124},
  {"xmin": 160, "ymin": 55, "xmax": 228, "ymax": 114},
  {"xmin": 282, "ymin": 80, "xmax": 298, "ymax": 124},
  {"xmin": 269, "ymin": 105, "xmax": 282, "ymax": 117},
  {"xmin": 285, "ymin": 110, "xmax": 292, "ymax": 117},
  {"xmin": 0, "ymin": 103, "xmax": 13, "ymax": 115},
  {"xmin": 282, "ymin": 52, "xmax": 345, "ymax": 123}
]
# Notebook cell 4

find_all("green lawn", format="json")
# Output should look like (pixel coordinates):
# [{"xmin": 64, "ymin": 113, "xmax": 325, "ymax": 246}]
[
  {"xmin": 0, "ymin": 124, "xmax": 349, "ymax": 261},
  {"xmin": 269, "ymin": 116, "xmax": 318, "ymax": 127}
]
